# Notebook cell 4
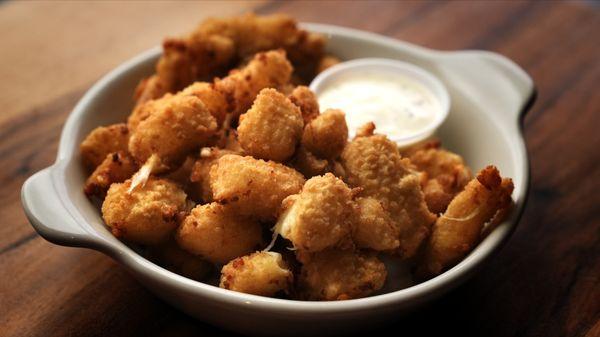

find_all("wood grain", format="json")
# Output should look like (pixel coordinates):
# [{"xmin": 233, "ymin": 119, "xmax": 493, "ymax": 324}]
[{"xmin": 1, "ymin": 1, "xmax": 599, "ymax": 336}]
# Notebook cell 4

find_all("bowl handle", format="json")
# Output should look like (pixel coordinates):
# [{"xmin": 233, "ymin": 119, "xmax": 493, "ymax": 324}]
[
  {"xmin": 436, "ymin": 50, "xmax": 536, "ymax": 125},
  {"xmin": 21, "ymin": 166, "xmax": 98, "ymax": 247},
  {"xmin": 475, "ymin": 51, "xmax": 536, "ymax": 123}
]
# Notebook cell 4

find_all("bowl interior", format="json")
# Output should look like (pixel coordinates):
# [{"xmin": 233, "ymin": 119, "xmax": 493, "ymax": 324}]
[{"xmin": 54, "ymin": 26, "xmax": 527, "ymax": 303}]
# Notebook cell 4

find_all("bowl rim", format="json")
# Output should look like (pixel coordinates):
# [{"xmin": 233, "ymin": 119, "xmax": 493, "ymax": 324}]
[{"xmin": 24, "ymin": 22, "xmax": 535, "ymax": 314}]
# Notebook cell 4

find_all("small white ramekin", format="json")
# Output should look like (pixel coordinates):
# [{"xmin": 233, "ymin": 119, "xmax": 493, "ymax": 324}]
[{"xmin": 310, "ymin": 58, "xmax": 450, "ymax": 145}]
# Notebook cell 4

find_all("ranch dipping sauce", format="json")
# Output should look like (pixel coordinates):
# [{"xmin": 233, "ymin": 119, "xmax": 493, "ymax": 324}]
[
  {"xmin": 318, "ymin": 72, "xmax": 442, "ymax": 140},
  {"xmin": 310, "ymin": 59, "xmax": 450, "ymax": 145}
]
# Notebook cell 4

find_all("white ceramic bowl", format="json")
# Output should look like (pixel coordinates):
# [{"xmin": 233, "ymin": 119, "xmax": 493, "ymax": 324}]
[
  {"xmin": 310, "ymin": 57, "xmax": 450, "ymax": 144},
  {"xmin": 21, "ymin": 23, "xmax": 535, "ymax": 336}
]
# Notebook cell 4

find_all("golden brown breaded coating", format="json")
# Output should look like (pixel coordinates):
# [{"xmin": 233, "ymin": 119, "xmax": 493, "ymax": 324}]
[
  {"xmin": 135, "ymin": 13, "xmax": 325, "ymax": 105},
  {"xmin": 317, "ymin": 54, "xmax": 341, "ymax": 74},
  {"xmin": 237, "ymin": 88, "xmax": 303, "ymax": 162},
  {"xmin": 214, "ymin": 50, "xmax": 293, "ymax": 119},
  {"xmin": 180, "ymin": 82, "xmax": 229, "ymax": 126},
  {"xmin": 102, "ymin": 177, "xmax": 187, "ymax": 245},
  {"xmin": 421, "ymin": 179, "xmax": 451, "ymax": 214},
  {"xmin": 139, "ymin": 26, "xmax": 228, "ymax": 105},
  {"xmin": 276, "ymin": 173, "xmax": 354, "ymax": 252},
  {"xmin": 220, "ymin": 251, "xmax": 293, "ymax": 296},
  {"xmin": 132, "ymin": 51, "xmax": 291, "ymax": 150},
  {"xmin": 80, "ymin": 123, "xmax": 130, "ymax": 171},
  {"xmin": 285, "ymin": 29, "xmax": 326, "ymax": 82},
  {"xmin": 133, "ymin": 75, "xmax": 167, "ymax": 108},
  {"xmin": 201, "ymin": 14, "xmax": 298, "ymax": 57},
  {"xmin": 128, "ymin": 94, "xmax": 173, "ymax": 131},
  {"xmin": 84, "ymin": 151, "xmax": 138, "ymax": 199},
  {"xmin": 341, "ymin": 134, "xmax": 410, "ymax": 201},
  {"xmin": 157, "ymin": 34, "xmax": 235, "ymax": 95},
  {"xmin": 340, "ymin": 133, "xmax": 436, "ymax": 259},
  {"xmin": 131, "ymin": 81, "xmax": 227, "ymax": 131},
  {"xmin": 189, "ymin": 148, "xmax": 238, "ymax": 203},
  {"xmin": 176, "ymin": 203, "xmax": 263, "ymax": 264},
  {"xmin": 289, "ymin": 146, "xmax": 330, "ymax": 178},
  {"xmin": 395, "ymin": 174, "xmax": 437, "ymax": 257},
  {"xmin": 297, "ymin": 250, "xmax": 387, "ymax": 301},
  {"xmin": 398, "ymin": 138, "xmax": 440, "ymax": 157},
  {"xmin": 149, "ymin": 238, "xmax": 212, "ymax": 281},
  {"xmin": 195, "ymin": 13, "xmax": 325, "ymax": 63},
  {"xmin": 355, "ymin": 121, "xmax": 376, "ymax": 138},
  {"xmin": 353, "ymin": 197, "xmax": 399, "ymax": 251},
  {"xmin": 128, "ymin": 95, "xmax": 217, "ymax": 170},
  {"xmin": 409, "ymin": 146, "xmax": 472, "ymax": 214},
  {"xmin": 288, "ymin": 85, "xmax": 320, "ymax": 124},
  {"xmin": 416, "ymin": 166, "xmax": 514, "ymax": 279},
  {"xmin": 302, "ymin": 109, "xmax": 348, "ymax": 159},
  {"xmin": 199, "ymin": 13, "xmax": 324, "ymax": 78},
  {"xmin": 209, "ymin": 154, "xmax": 305, "ymax": 220}
]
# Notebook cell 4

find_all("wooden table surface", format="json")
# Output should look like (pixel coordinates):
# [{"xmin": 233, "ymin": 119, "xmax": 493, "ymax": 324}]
[{"xmin": 1, "ymin": 1, "xmax": 598, "ymax": 336}]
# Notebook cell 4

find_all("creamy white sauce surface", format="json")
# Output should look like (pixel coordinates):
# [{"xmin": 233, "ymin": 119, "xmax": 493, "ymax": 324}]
[{"xmin": 317, "ymin": 71, "xmax": 442, "ymax": 140}]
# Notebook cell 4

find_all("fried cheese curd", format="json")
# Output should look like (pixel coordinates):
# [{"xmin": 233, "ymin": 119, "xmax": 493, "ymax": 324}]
[
  {"xmin": 128, "ymin": 94, "xmax": 217, "ymax": 171},
  {"xmin": 176, "ymin": 203, "xmax": 263, "ymax": 264},
  {"xmin": 408, "ymin": 141, "xmax": 472, "ymax": 214},
  {"xmin": 102, "ymin": 177, "xmax": 187, "ymax": 245},
  {"xmin": 353, "ymin": 197, "xmax": 399, "ymax": 251},
  {"xmin": 289, "ymin": 145, "xmax": 331, "ymax": 178},
  {"xmin": 84, "ymin": 151, "xmax": 138, "ymax": 198},
  {"xmin": 220, "ymin": 251, "xmax": 293, "ymax": 296},
  {"xmin": 287, "ymin": 101, "xmax": 347, "ymax": 177},
  {"xmin": 302, "ymin": 109, "xmax": 348, "ymax": 159},
  {"xmin": 80, "ymin": 123, "xmax": 130, "ymax": 171},
  {"xmin": 128, "ymin": 94, "xmax": 173, "ymax": 131},
  {"xmin": 189, "ymin": 147, "xmax": 239, "ymax": 203},
  {"xmin": 340, "ymin": 131, "xmax": 437, "ymax": 259},
  {"xmin": 136, "ymin": 13, "xmax": 325, "ymax": 104},
  {"xmin": 134, "ymin": 75, "xmax": 166, "ymax": 108},
  {"xmin": 156, "ymin": 34, "xmax": 234, "ymax": 97},
  {"xmin": 276, "ymin": 173, "xmax": 354, "ymax": 252},
  {"xmin": 297, "ymin": 250, "xmax": 387, "ymax": 301},
  {"xmin": 214, "ymin": 49, "xmax": 293, "ymax": 119},
  {"xmin": 179, "ymin": 82, "xmax": 229, "ymax": 126},
  {"xmin": 288, "ymin": 85, "xmax": 320, "ymax": 124},
  {"xmin": 416, "ymin": 166, "xmax": 514, "ymax": 279},
  {"xmin": 200, "ymin": 13, "xmax": 322, "ymax": 62},
  {"xmin": 237, "ymin": 88, "xmax": 303, "ymax": 162},
  {"xmin": 130, "ymin": 50, "xmax": 289, "ymax": 132},
  {"xmin": 199, "ymin": 14, "xmax": 325, "ymax": 81},
  {"xmin": 209, "ymin": 154, "xmax": 305, "ymax": 220}
]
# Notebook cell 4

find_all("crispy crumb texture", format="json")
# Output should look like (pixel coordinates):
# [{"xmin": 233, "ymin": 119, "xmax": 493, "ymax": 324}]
[
  {"xmin": 209, "ymin": 154, "xmax": 305, "ymax": 220},
  {"xmin": 220, "ymin": 251, "xmax": 293, "ymax": 296},
  {"xmin": 81, "ymin": 13, "xmax": 514, "ymax": 301}
]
